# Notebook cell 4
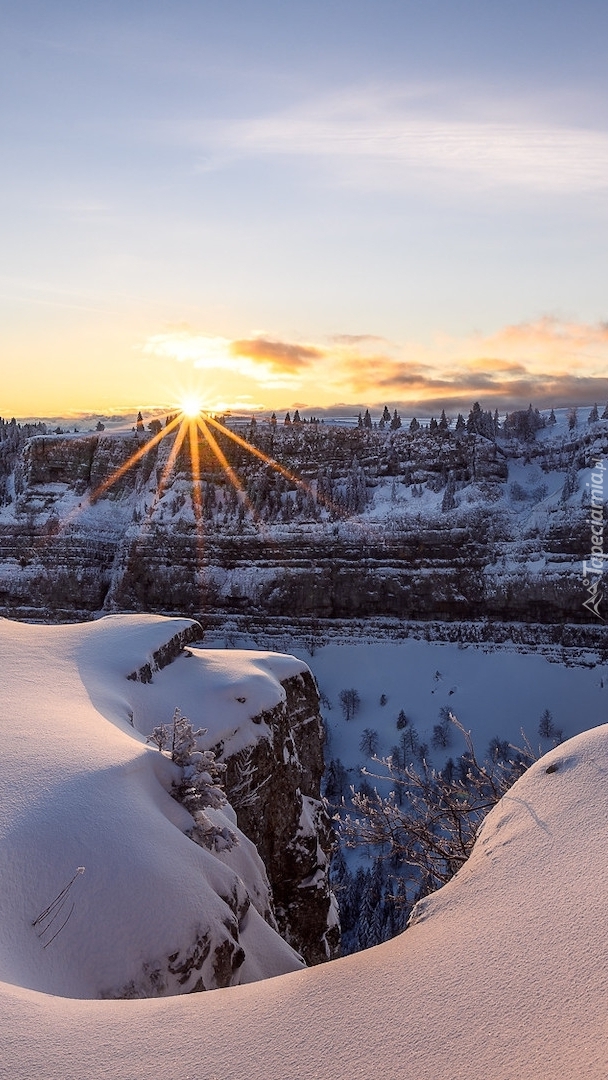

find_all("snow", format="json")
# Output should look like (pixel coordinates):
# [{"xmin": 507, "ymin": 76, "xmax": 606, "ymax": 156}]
[
  {"xmin": 2, "ymin": 691, "xmax": 608, "ymax": 1076},
  {"xmin": 204, "ymin": 630, "xmax": 608, "ymax": 782},
  {"xmin": 1, "ymin": 609, "xmax": 608, "ymax": 1076},
  {"xmin": 124, "ymin": 643, "xmax": 308, "ymax": 757},
  {"xmin": 0, "ymin": 615, "xmax": 304, "ymax": 1002}
]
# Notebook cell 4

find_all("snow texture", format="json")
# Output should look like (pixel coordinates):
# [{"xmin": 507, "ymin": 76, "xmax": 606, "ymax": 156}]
[{"xmin": 0, "ymin": 615, "xmax": 303, "ymax": 1002}]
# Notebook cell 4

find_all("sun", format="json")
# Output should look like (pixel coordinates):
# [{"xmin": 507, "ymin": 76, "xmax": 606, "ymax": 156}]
[{"xmin": 178, "ymin": 393, "xmax": 205, "ymax": 418}]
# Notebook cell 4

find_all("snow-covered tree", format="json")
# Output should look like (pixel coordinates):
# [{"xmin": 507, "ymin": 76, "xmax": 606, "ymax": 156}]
[
  {"xmin": 341, "ymin": 715, "xmax": 533, "ymax": 897},
  {"xmin": 149, "ymin": 709, "xmax": 230, "ymax": 848}
]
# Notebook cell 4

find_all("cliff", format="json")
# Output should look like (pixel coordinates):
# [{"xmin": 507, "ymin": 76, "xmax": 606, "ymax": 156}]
[
  {"xmin": 124, "ymin": 622, "xmax": 339, "ymax": 965},
  {"xmin": 0, "ymin": 420, "xmax": 605, "ymax": 626}
]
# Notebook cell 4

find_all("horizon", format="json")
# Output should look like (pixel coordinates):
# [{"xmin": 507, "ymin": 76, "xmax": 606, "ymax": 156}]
[{"xmin": 8, "ymin": 399, "xmax": 606, "ymax": 431}]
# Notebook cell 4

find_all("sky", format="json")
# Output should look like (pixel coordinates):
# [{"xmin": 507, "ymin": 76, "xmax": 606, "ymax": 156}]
[{"xmin": 2, "ymin": 0, "xmax": 608, "ymax": 420}]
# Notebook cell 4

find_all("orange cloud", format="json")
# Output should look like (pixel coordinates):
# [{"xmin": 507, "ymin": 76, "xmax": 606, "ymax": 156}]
[{"xmin": 230, "ymin": 337, "xmax": 324, "ymax": 372}]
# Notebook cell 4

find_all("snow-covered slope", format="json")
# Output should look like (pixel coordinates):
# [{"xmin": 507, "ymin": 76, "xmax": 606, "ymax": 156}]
[
  {"xmin": 2, "ymin": 698, "xmax": 608, "ymax": 1077},
  {"xmin": 0, "ymin": 615, "xmax": 304, "ymax": 999},
  {"xmin": 1, "ymin": 615, "xmax": 608, "ymax": 1077}
]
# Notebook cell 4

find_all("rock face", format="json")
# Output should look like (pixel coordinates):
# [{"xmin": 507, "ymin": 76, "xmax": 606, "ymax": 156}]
[
  {"xmin": 126, "ymin": 625, "xmax": 339, "ymax": 965},
  {"xmin": 219, "ymin": 669, "xmax": 339, "ymax": 964},
  {"xmin": 0, "ymin": 422, "xmax": 606, "ymax": 625}
]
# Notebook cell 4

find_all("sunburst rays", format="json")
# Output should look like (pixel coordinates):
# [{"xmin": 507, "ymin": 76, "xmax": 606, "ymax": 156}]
[{"xmin": 23, "ymin": 406, "xmax": 353, "ymax": 615}]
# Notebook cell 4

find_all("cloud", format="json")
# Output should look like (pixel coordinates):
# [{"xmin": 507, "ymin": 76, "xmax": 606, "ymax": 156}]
[
  {"xmin": 142, "ymin": 330, "xmax": 325, "ymax": 391},
  {"xmin": 141, "ymin": 317, "xmax": 608, "ymax": 414},
  {"xmin": 199, "ymin": 86, "xmax": 608, "ymax": 196},
  {"xmin": 229, "ymin": 337, "xmax": 323, "ymax": 372}
]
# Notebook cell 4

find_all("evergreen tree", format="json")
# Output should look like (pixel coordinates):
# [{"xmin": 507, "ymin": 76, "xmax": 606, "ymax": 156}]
[
  {"xmin": 548, "ymin": 408, "xmax": 557, "ymax": 424},
  {"xmin": 409, "ymin": 417, "xmax": 420, "ymax": 433},
  {"xmin": 602, "ymin": 402, "xmax": 608, "ymax": 420},
  {"xmin": 439, "ymin": 409, "xmax": 449, "ymax": 431},
  {"xmin": 363, "ymin": 409, "xmax": 372, "ymax": 429},
  {"xmin": 284, "ymin": 412, "xmax": 291, "ymax": 425},
  {"xmin": 455, "ymin": 413, "xmax": 466, "ymax": 432},
  {"xmin": 561, "ymin": 463, "xmax": 578, "ymax": 502},
  {"xmin": 441, "ymin": 472, "xmax": 457, "ymax": 512},
  {"xmin": 382, "ymin": 405, "xmax": 391, "ymax": 423},
  {"xmin": 538, "ymin": 708, "xmax": 556, "ymax": 739},
  {"xmin": 396, "ymin": 709, "xmax": 408, "ymax": 729},
  {"xmin": 588, "ymin": 403, "xmax": 599, "ymax": 423},
  {"xmin": 136, "ymin": 411, "xmax": 144, "ymax": 434},
  {"xmin": 390, "ymin": 409, "xmax": 402, "ymax": 430}
]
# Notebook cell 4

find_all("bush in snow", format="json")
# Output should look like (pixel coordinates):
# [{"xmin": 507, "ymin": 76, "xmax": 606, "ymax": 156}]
[
  {"xmin": 148, "ymin": 709, "xmax": 234, "ymax": 851},
  {"xmin": 340, "ymin": 713, "xmax": 534, "ymax": 899}
]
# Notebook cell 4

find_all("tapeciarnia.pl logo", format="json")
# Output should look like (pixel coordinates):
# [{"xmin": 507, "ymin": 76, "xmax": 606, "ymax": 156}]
[{"xmin": 582, "ymin": 457, "xmax": 606, "ymax": 620}]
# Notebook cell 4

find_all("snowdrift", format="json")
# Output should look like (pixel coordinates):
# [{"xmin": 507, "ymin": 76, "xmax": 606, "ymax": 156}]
[
  {"xmin": 0, "ymin": 615, "xmax": 303, "ymax": 999},
  {"xmin": 1, "ymin": 614, "xmax": 607, "ymax": 1078}
]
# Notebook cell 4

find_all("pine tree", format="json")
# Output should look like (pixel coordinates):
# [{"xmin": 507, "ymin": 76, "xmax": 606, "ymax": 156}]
[
  {"xmin": 441, "ymin": 472, "xmax": 457, "ymax": 512},
  {"xmin": 588, "ymin": 403, "xmax": 599, "ymax": 424},
  {"xmin": 396, "ymin": 709, "xmax": 408, "ymax": 729},
  {"xmin": 538, "ymin": 708, "xmax": 556, "ymax": 739}
]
